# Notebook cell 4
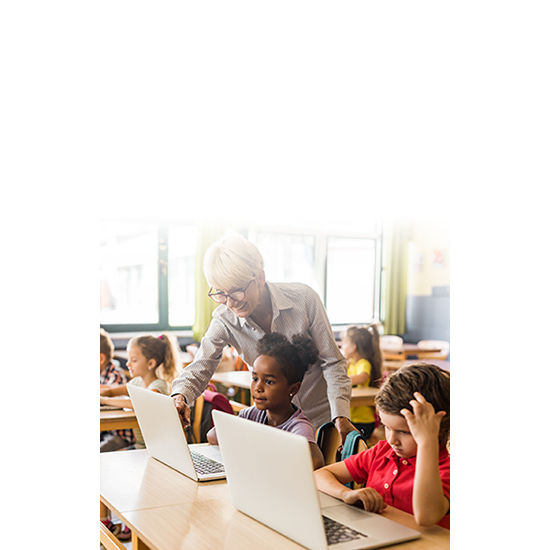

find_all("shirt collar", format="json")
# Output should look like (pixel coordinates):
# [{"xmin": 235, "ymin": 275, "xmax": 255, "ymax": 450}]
[
  {"xmin": 237, "ymin": 281, "xmax": 293, "ymax": 328},
  {"xmin": 382, "ymin": 441, "xmax": 450, "ymax": 466}
]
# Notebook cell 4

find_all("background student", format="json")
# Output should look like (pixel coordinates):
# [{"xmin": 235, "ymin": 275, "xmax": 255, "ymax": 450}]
[
  {"xmin": 314, "ymin": 364, "xmax": 450, "ymax": 529},
  {"xmin": 100, "ymin": 328, "xmax": 134, "ymax": 452},
  {"xmin": 100, "ymin": 333, "xmax": 179, "ymax": 449},
  {"xmin": 171, "ymin": 234, "xmax": 354, "ymax": 445},
  {"xmin": 207, "ymin": 332, "xmax": 325, "ymax": 469},
  {"xmin": 100, "ymin": 327, "xmax": 129, "ymax": 388},
  {"xmin": 340, "ymin": 324, "xmax": 383, "ymax": 439}
]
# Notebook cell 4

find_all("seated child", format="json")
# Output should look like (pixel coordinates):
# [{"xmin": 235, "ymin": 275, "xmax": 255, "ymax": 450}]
[
  {"xmin": 207, "ymin": 333, "xmax": 325, "ymax": 470},
  {"xmin": 314, "ymin": 363, "xmax": 450, "ymax": 529},
  {"xmin": 100, "ymin": 328, "xmax": 134, "ymax": 452},
  {"xmin": 340, "ymin": 324, "xmax": 383, "ymax": 439},
  {"xmin": 100, "ymin": 333, "xmax": 179, "ymax": 449},
  {"xmin": 99, "ymin": 333, "xmax": 180, "ymax": 541}
]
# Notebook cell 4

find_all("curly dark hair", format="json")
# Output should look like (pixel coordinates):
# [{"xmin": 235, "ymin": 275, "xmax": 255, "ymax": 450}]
[
  {"xmin": 256, "ymin": 333, "xmax": 319, "ymax": 384},
  {"xmin": 375, "ymin": 363, "xmax": 450, "ymax": 445}
]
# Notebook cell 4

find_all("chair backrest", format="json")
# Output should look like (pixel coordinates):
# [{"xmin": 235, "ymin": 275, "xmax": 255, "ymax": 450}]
[
  {"xmin": 315, "ymin": 422, "xmax": 341, "ymax": 465},
  {"xmin": 187, "ymin": 389, "xmax": 234, "ymax": 443},
  {"xmin": 417, "ymin": 339, "xmax": 450, "ymax": 360},
  {"xmin": 380, "ymin": 335, "xmax": 404, "ymax": 350}
]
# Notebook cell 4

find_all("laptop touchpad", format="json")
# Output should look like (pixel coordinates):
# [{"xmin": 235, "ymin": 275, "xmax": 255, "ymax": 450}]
[{"xmin": 323, "ymin": 504, "xmax": 375, "ymax": 523}]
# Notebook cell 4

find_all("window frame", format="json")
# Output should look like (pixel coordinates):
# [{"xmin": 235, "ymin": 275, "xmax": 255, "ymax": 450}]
[
  {"xmin": 100, "ymin": 223, "xmax": 195, "ymax": 334},
  {"xmin": 100, "ymin": 221, "xmax": 383, "ymax": 333}
]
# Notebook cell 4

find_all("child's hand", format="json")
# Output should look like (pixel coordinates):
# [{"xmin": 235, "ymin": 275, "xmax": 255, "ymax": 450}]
[
  {"xmin": 342, "ymin": 487, "xmax": 387, "ymax": 514},
  {"xmin": 400, "ymin": 392, "xmax": 446, "ymax": 447}
]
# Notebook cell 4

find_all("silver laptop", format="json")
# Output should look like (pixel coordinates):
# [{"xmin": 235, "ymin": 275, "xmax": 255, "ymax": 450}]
[
  {"xmin": 127, "ymin": 385, "xmax": 225, "ymax": 481},
  {"xmin": 212, "ymin": 410, "xmax": 420, "ymax": 550}
]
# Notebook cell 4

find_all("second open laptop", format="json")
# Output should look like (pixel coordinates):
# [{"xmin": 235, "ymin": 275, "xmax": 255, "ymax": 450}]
[
  {"xmin": 126, "ymin": 385, "xmax": 225, "ymax": 481},
  {"xmin": 212, "ymin": 410, "xmax": 421, "ymax": 550}
]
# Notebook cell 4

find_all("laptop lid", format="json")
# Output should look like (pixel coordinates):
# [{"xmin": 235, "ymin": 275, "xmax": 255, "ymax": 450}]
[
  {"xmin": 127, "ymin": 385, "xmax": 225, "ymax": 481},
  {"xmin": 212, "ymin": 410, "xmax": 420, "ymax": 550}
]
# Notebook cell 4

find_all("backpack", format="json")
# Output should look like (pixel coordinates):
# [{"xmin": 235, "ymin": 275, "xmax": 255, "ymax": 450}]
[
  {"xmin": 186, "ymin": 387, "xmax": 234, "ymax": 443},
  {"xmin": 341, "ymin": 430, "xmax": 369, "ymax": 489}
]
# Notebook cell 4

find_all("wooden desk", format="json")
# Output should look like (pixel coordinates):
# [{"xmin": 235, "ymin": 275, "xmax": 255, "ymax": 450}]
[
  {"xmin": 100, "ymin": 409, "xmax": 139, "ymax": 431},
  {"xmin": 101, "ymin": 449, "xmax": 449, "ymax": 550},
  {"xmin": 383, "ymin": 344, "xmax": 444, "ymax": 361},
  {"xmin": 210, "ymin": 370, "xmax": 252, "ymax": 404}
]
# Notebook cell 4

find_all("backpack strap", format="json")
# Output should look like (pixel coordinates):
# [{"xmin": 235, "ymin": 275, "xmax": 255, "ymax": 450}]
[{"xmin": 341, "ymin": 430, "xmax": 369, "ymax": 488}]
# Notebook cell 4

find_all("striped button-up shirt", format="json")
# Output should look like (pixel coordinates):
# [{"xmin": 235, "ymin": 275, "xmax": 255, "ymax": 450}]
[{"xmin": 171, "ymin": 282, "xmax": 351, "ymax": 429}]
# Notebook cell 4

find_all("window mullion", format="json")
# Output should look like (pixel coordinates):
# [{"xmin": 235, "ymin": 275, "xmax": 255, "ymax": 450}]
[{"xmin": 158, "ymin": 226, "xmax": 169, "ymax": 329}]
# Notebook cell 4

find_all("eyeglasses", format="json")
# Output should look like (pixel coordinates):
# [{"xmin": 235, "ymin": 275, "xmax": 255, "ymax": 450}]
[{"xmin": 208, "ymin": 279, "xmax": 255, "ymax": 304}]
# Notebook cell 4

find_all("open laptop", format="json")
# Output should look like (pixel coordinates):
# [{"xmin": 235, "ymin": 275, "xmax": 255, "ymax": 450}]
[
  {"xmin": 212, "ymin": 410, "xmax": 420, "ymax": 550},
  {"xmin": 127, "ymin": 385, "xmax": 225, "ymax": 481}
]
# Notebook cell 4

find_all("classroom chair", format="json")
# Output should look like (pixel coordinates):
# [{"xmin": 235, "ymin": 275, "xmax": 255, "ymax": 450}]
[
  {"xmin": 315, "ymin": 422, "xmax": 341, "ymax": 465},
  {"xmin": 99, "ymin": 521, "xmax": 126, "ymax": 550}
]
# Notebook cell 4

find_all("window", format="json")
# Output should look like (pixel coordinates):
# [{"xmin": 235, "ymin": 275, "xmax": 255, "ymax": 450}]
[
  {"xmin": 100, "ymin": 222, "xmax": 159, "ymax": 325},
  {"xmin": 325, "ymin": 237, "xmax": 378, "ymax": 324},
  {"xmin": 168, "ymin": 225, "xmax": 198, "ymax": 327},
  {"xmin": 100, "ymin": 221, "xmax": 381, "ymax": 332},
  {"xmin": 100, "ymin": 221, "xmax": 197, "ymax": 331},
  {"xmin": 249, "ymin": 225, "xmax": 381, "ymax": 327},
  {"xmin": 255, "ymin": 232, "xmax": 321, "ymax": 295}
]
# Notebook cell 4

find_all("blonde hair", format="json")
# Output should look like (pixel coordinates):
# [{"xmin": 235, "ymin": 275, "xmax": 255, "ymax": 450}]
[
  {"xmin": 128, "ymin": 333, "xmax": 179, "ymax": 384},
  {"xmin": 203, "ymin": 234, "xmax": 264, "ymax": 291},
  {"xmin": 100, "ymin": 328, "xmax": 114, "ymax": 363}
]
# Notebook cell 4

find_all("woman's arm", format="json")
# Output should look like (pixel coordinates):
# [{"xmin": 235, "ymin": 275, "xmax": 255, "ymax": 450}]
[
  {"xmin": 401, "ymin": 392, "xmax": 449, "ymax": 526},
  {"xmin": 305, "ymin": 288, "xmax": 354, "ymax": 443}
]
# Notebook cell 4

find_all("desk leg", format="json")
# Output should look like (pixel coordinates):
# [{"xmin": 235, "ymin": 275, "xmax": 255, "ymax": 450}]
[{"xmin": 131, "ymin": 530, "xmax": 152, "ymax": 550}]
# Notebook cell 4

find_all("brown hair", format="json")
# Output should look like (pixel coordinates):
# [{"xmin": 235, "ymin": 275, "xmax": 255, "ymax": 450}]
[
  {"xmin": 100, "ymin": 328, "xmax": 114, "ymax": 363},
  {"xmin": 346, "ymin": 324, "xmax": 383, "ymax": 387},
  {"xmin": 375, "ymin": 363, "xmax": 450, "ymax": 445},
  {"xmin": 128, "ymin": 333, "xmax": 179, "ymax": 384}
]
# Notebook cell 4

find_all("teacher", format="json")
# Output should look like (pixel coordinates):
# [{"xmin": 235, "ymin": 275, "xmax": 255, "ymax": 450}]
[{"xmin": 171, "ymin": 234, "xmax": 355, "ymax": 444}]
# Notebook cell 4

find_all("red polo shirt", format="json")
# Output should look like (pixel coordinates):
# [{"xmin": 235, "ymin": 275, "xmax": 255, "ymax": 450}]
[{"xmin": 344, "ymin": 440, "xmax": 450, "ymax": 530}]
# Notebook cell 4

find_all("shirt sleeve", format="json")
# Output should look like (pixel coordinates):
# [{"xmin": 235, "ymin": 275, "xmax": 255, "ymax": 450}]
[
  {"xmin": 344, "ymin": 445, "xmax": 376, "ymax": 484},
  {"xmin": 170, "ymin": 315, "xmax": 231, "ymax": 404},
  {"xmin": 305, "ymin": 287, "xmax": 351, "ymax": 419},
  {"xmin": 287, "ymin": 419, "xmax": 316, "ymax": 443}
]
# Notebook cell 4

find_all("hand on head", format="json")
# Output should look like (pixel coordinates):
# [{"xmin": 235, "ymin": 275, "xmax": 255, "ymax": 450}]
[{"xmin": 400, "ymin": 392, "xmax": 446, "ymax": 447}]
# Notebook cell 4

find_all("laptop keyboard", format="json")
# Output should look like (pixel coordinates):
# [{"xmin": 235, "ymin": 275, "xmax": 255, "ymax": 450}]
[
  {"xmin": 323, "ymin": 515, "xmax": 365, "ymax": 545},
  {"xmin": 190, "ymin": 451, "xmax": 225, "ymax": 475}
]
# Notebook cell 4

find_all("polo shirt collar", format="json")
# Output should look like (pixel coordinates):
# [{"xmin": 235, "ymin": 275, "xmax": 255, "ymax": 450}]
[{"xmin": 382, "ymin": 442, "xmax": 449, "ymax": 466}]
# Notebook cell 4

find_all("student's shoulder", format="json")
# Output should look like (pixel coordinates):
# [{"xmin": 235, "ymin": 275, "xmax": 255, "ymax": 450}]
[
  {"xmin": 150, "ymin": 378, "xmax": 170, "ymax": 394},
  {"xmin": 238, "ymin": 405, "xmax": 263, "ymax": 421}
]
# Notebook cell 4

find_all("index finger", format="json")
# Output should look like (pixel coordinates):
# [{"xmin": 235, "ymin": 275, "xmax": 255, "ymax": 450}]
[{"xmin": 413, "ymin": 392, "xmax": 427, "ymax": 403}]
